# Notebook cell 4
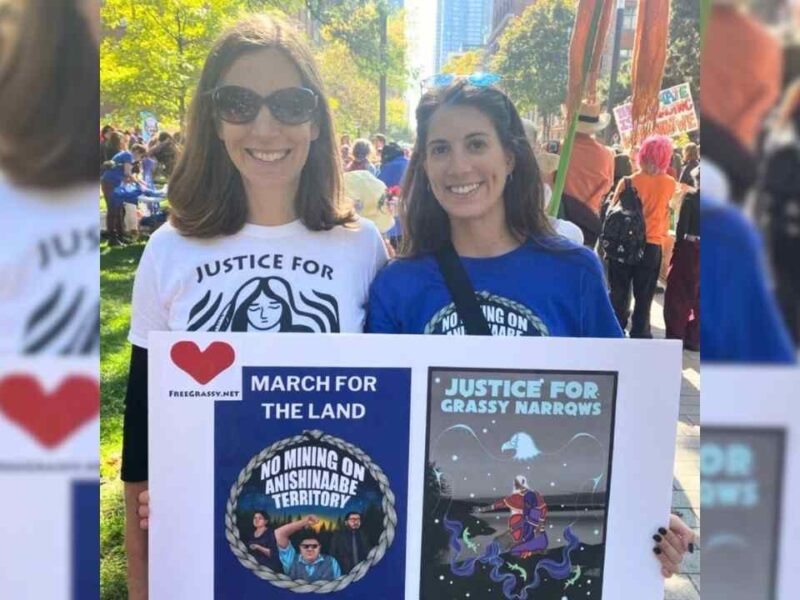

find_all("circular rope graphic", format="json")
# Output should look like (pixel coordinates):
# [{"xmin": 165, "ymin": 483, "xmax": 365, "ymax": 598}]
[
  {"xmin": 424, "ymin": 291, "xmax": 550, "ymax": 336},
  {"xmin": 225, "ymin": 430, "xmax": 397, "ymax": 593}
]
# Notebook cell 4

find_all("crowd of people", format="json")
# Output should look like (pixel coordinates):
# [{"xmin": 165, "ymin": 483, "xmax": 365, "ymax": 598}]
[{"xmin": 99, "ymin": 124, "xmax": 181, "ymax": 245}]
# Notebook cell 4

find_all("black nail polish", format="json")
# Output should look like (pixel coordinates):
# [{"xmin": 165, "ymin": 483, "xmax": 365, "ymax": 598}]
[
  {"xmin": 653, "ymin": 534, "xmax": 662, "ymax": 542},
  {"xmin": 653, "ymin": 547, "xmax": 662, "ymax": 555},
  {"xmin": 689, "ymin": 543, "xmax": 695, "ymax": 554},
  {"xmin": 658, "ymin": 527, "xmax": 667, "ymax": 535}
]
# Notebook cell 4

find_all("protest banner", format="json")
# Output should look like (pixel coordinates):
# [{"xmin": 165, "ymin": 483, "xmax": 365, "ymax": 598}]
[
  {"xmin": 0, "ymin": 358, "xmax": 99, "ymax": 599},
  {"xmin": 141, "ymin": 111, "xmax": 159, "ymax": 143},
  {"xmin": 149, "ymin": 333, "xmax": 681, "ymax": 599},
  {"xmin": 613, "ymin": 83, "xmax": 698, "ymax": 148},
  {"xmin": 703, "ymin": 367, "xmax": 800, "ymax": 600}
]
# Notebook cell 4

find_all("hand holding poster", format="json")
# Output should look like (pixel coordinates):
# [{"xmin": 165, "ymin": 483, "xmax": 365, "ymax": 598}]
[
  {"xmin": 613, "ymin": 83, "xmax": 698, "ymax": 148},
  {"xmin": 149, "ymin": 333, "xmax": 682, "ymax": 599}
]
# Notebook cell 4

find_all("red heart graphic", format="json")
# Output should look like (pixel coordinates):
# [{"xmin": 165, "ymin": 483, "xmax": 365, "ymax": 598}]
[
  {"xmin": 170, "ymin": 341, "xmax": 235, "ymax": 385},
  {"xmin": 0, "ymin": 375, "xmax": 99, "ymax": 449}
]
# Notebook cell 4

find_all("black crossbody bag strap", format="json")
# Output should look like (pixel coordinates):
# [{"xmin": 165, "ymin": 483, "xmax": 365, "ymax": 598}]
[{"xmin": 434, "ymin": 241, "xmax": 492, "ymax": 336}]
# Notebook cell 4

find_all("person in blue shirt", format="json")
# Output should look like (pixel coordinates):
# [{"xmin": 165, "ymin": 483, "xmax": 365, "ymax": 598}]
[
  {"xmin": 101, "ymin": 141, "xmax": 146, "ymax": 245},
  {"xmin": 275, "ymin": 514, "xmax": 342, "ymax": 582},
  {"xmin": 366, "ymin": 80, "xmax": 694, "ymax": 578},
  {"xmin": 366, "ymin": 81, "xmax": 622, "ymax": 339},
  {"xmin": 377, "ymin": 142, "xmax": 409, "ymax": 247}
]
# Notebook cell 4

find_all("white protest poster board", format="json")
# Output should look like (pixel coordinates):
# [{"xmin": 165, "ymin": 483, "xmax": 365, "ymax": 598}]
[
  {"xmin": 613, "ymin": 83, "xmax": 698, "ymax": 148},
  {"xmin": 149, "ymin": 333, "xmax": 681, "ymax": 599},
  {"xmin": 0, "ymin": 357, "xmax": 99, "ymax": 599},
  {"xmin": 703, "ymin": 366, "xmax": 800, "ymax": 600}
]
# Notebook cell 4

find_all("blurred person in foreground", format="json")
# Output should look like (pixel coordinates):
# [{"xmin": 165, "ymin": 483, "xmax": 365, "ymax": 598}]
[
  {"xmin": 0, "ymin": 1, "xmax": 100, "ymax": 598},
  {"xmin": 700, "ymin": 0, "xmax": 795, "ymax": 363},
  {"xmin": 0, "ymin": 0, "xmax": 100, "ymax": 354},
  {"xmin": 759, "ymin": 80, "xmax": 800, "ymax": 346}
]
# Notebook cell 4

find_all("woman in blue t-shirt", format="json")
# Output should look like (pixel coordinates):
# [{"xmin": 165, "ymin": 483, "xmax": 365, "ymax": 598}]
[
  {"xmin": 366, "ymin": 81, "xmax": 621, "ymax": 339},
  {"xmin": 366, "ymin": 81, "xmax": 694, "ymax": 577}
]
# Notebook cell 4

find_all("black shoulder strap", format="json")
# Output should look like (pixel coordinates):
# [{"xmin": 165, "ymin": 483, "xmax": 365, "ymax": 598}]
[{"xmin": 434, "ymin": 242, "xmax": 492, "ymax": 336}]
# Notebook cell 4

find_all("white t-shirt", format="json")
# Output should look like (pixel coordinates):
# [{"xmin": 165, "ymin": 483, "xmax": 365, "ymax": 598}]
[
  {"xmin": 543, "ymin": 183, "xmax": 585, "ymax": 245},
  {"xmin": 128, "ymin": 217, "xmax": 388, "ymax": 347},
  {"xmin": 0, "ymin": 177, "xmax": 99, "ymax": 355}
]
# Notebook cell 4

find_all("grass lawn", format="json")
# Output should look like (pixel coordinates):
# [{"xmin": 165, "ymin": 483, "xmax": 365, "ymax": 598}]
[{"xmin": 100, "ymin": 239, "xmax": 146, "ymax": 600}]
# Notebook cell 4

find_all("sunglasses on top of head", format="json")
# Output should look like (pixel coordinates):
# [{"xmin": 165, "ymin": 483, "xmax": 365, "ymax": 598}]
[{"xmin": 208, "ymin": 85, "xmax": 318, "ymax": 125}]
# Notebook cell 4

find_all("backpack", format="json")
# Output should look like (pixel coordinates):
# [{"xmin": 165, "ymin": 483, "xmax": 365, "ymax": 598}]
[{"xmin": 600, "ymin": 177, "xmax": 646, "ymax": 265}]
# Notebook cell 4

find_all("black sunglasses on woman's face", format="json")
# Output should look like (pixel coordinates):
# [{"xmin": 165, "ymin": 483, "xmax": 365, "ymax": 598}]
[{"xmin": 208, "ymin": 85, "xmax": 318, "ymax": 126}]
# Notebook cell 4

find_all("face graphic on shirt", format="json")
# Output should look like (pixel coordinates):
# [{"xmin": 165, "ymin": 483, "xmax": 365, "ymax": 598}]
[
  {"xmin": 246, "ymin": 292, "xmax": 284, "ymax": 331},
  {"xmin": 188, "ymin": 275, "xmax": 340, "ymax": 333}
]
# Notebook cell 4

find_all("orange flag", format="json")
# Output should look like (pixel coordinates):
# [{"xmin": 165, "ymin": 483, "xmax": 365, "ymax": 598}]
[
  {"xmin": 566, "ymin": 0, "xmax": 615, "ymax": 118},
  {"xmin": 629, "ymin": 0, "xmax": 671, "ymax": 145}
]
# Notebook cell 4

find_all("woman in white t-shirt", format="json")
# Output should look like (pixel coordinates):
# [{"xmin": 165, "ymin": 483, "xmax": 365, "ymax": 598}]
[{"xmin": 123, "ymin": 15, "xmax": 387, "ymax": 597}]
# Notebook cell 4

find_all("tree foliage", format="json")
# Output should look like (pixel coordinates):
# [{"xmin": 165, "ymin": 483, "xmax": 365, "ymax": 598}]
[
  {"xmin": 441, "ymin": 49, "xmax": 485, "ymax": 75},
  {"xmin": 663, "ymin": 0, "xmax": 700, "ymax": 98},
  {"xmin": 101, "ymin": 0, "xmax": 409, "ymax": 138},
  {"xmin": 491, "ymin": 0, "xmax": 576, "ymax": 121},
  {"xmin": 315, "ymin": 8, "xmax": 409, "ymax": 139},
  {"xmin": 100, "ymin": 0, "xmax": 251, "ymax": 126}
]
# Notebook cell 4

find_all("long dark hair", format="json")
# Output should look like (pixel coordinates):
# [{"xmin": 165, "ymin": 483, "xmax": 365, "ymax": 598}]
[
  {"xmin": 401, "ymin": 82, "xmax": 554, "ymax": 257},
  {"xmin": 169, "ymin": 14, "xmax": 354, "ymax": 238}
]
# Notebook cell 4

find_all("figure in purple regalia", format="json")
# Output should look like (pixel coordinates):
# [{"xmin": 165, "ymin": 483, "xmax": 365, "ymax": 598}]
[{"xmin": 477, "ymin": 475, "xmax": 549, "ymax": 558}]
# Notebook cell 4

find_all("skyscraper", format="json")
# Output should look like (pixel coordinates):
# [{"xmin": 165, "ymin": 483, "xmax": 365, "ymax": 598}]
[{"xmin": 435, "ymin": 0, "xmax": 492, "ymax": 72}]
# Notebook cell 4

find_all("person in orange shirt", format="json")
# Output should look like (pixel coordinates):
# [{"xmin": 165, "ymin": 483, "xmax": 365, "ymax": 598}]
[
  {"xmin": 607, "ymin": 135, "xmax": 678, "ymax": 338},
  {"xmin": 562, "ymin": 102, "xmax": 615, "ymax": 247}
]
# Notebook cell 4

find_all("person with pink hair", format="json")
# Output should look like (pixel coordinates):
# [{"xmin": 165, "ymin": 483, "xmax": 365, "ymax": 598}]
[{"xmin": 607, "ymin": 135, "xmax": 681, "ymax": 338}]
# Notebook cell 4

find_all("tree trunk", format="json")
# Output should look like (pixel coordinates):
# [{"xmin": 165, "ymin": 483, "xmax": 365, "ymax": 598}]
[{"xmin": 379, "ymin": 8, "xmax": 388, "ymax": 133}]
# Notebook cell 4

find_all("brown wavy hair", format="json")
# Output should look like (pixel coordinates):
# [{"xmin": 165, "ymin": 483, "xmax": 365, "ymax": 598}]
[
  {"xmin": 0, "ymin": 0, "xmax": 98, "ymax": 188},
  {"xmin": 401, "ymin": 82, "xmax": 554, "ymax": 257},
  {"xmin": 169, "ymin": 14, "xmax": 354, "ymax": 238}
]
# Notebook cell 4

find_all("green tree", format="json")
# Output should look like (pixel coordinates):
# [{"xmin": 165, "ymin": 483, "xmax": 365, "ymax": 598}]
[
  {"xmin": 314, "ymin": 8, "xmax": 409, "ymax": 140},
  {"xmin": 663, "ymin": 0, "xmax": 700, "ymax": 99},
  {"xmin": 100, "ymin": 0, "xmax": 305, "ymax": 126},
  {"xmin": 100, "ymin": 0, "xmax": 248, "ymax": 126},
  {"xmin": 307, "ymin": 1, "xmax": 409, "ymax": 132},
  {"xmin": 491, "ymin": 0, "xmax": 576, "ymax": 136}
]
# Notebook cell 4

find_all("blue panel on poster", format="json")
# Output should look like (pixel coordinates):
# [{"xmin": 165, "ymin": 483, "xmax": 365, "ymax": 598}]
[
  {"xmin": 72, "ymin": 480, "xmax": 100, "ymax": 600},
  {"xmin": 214, "ymin": 367, "xmax": 411, "ymax": 598}
]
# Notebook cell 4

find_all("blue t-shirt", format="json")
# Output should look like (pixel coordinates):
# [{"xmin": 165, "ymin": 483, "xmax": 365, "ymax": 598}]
[
  {"xmin": 366, "ymin": 239, "xmax": 623, "ymax": 338},
  {"xmin": 376, "ymin": 155, "xmax": 409, "ymax": 188},
  {"xmin": 101, "ymin": 150, "xmax": 134, "ymax": 187},
  {"xmin": 700, "ymin": 195, "xmax": 795, "ymax": 364}
]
